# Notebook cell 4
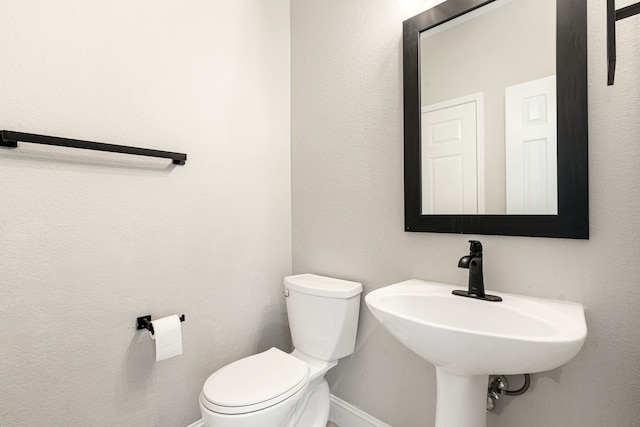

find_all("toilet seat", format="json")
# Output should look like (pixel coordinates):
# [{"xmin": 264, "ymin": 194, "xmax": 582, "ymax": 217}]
[{"xmin": 201, "ymin": 348, "xmax": 309, "ymax": 415}]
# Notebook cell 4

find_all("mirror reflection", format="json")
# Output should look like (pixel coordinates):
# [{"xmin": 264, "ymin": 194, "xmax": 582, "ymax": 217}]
[{"xmin": 419, "ymin": 0, "xmax": 557, "ymax": 214}]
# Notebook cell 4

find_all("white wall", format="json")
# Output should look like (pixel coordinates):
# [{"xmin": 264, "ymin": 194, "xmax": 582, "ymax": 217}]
[
  {"xmin": 0, "ymin": 1, "xmax": 291, "ymax": 426},
  {"xmin": 292, "ymin": 0, "xmax": 640, "ymax": 426}
]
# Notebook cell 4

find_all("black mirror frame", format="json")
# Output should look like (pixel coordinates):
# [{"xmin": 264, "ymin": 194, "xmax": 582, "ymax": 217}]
[{"xmin": 403, "ymin": 0, "xmax": 588, "ymax": 239}]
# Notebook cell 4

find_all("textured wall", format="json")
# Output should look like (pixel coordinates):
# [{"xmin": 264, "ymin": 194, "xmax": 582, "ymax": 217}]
[
  {"xmin": 292, "ymin": 0, "xmax": 640, "ymax": 426},
  {"xmin": 0, "ymin": 1, "xmax": 291, "ymax": 426}
]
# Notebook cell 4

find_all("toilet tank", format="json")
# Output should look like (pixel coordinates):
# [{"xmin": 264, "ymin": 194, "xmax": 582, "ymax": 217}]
[{"xmin": 284, "ymin": 274, "xmax": 363, "ymax": 361}]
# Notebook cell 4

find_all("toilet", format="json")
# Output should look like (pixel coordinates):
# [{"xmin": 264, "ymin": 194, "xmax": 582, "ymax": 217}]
[{"xmin": 199, "ymin": 273, "xmax": 363, "ymax": 427}]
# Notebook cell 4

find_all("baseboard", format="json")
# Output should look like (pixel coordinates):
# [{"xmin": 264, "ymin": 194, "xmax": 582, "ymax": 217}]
[
  {"xmin": 187, "ymin": 394, "xmax": 389, "ymax": 427},
  {"xmin": 329, "ymin": 394, "xmax": 391, "ymax": 427}
]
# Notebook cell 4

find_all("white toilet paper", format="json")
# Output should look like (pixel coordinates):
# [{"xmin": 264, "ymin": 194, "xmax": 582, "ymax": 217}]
[{"xmin": 150, "ymin": 315, "xmax": 183, "ymax": 361}]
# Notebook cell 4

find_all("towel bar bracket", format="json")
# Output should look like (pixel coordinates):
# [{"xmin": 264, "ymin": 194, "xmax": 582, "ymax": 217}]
[
  {"xmin": 0, "ymin": 137, "xmax": 17, "ymax": 148},
  {"xmin": 607, "ymin": 0, "xmax": 640, "ymax": 85}
]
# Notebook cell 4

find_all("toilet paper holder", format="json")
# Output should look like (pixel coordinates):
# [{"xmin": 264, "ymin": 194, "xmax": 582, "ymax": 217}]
[{"xmin": 136, "ymin": 314, "xmax": 185, "ymax": 335}]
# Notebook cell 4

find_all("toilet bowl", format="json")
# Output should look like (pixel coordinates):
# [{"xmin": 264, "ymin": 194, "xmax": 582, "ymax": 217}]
[{"xmin": 199, "ymin": 274, "xmax": 363, "ymax": 427}]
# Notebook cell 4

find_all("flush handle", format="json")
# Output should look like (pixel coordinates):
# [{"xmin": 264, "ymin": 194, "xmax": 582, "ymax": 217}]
[{"xmin": 283, "ymin": 289, "xmax": 290, "ymax": 297}]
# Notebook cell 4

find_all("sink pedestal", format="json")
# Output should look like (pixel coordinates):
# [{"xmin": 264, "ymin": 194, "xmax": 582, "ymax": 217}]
[{"xmin": 435, "ymin": 369, "xmax": 487, "ymax": 427}]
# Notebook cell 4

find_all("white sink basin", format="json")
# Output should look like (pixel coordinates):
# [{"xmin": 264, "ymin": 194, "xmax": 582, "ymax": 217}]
[
  {"xmin": 366, "ymin": 279, "xmax": 587, "ymax": 375},
  {"xmin": 366, "ymin": 279, "xmax": 587, "ymax": 427}
]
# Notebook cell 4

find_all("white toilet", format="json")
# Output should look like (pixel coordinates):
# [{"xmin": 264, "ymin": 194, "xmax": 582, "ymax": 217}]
[{"xmin": 199, "ymin": 273, "xmax": 363, "ymax": 427}]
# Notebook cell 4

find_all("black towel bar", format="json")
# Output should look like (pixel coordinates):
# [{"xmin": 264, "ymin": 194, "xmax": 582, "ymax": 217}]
[{"xmin": 0, "ymin": 130, "xmax": 187, "ymax": 165}]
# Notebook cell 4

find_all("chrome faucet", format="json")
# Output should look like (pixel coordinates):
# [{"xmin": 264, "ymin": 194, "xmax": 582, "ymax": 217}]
[{"xmin": 453, "ymin": 240, "xmax": 502, "ymax": 302}]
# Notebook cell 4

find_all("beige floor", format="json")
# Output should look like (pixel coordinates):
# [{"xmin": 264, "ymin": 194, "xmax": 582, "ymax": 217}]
[{"xmin": 327, "ymin": 423, "xmax": 339, "ymax": 427}]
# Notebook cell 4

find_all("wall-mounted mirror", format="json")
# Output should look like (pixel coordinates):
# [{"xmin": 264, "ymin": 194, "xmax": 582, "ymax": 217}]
[{"xmin": 403, "ymin": 0, "xmax": 588, "ymax": 238}]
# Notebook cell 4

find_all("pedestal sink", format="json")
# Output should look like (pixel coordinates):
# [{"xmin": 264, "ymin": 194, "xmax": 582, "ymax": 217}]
[{"xmin": 365, "ymin": 280, "xmax": 587, "ymax": 427}]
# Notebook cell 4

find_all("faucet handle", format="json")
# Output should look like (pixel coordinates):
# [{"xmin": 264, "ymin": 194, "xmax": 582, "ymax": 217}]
[{"xmin": 468, "ymin": 240, "xmax": 482, "ymax": 254}]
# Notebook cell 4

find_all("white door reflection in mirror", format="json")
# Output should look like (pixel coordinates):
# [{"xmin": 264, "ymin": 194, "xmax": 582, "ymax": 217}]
[
  {"xmin": 419, "ymin": 0, "xmax": 556, "ymax": 215},
  {"xmin": 505, "ymin": 75, "xmax": 557, "ymax": 214},
  {"xmin": 421, "ymin": 94, "xmax": 483, "ymax": 214}
]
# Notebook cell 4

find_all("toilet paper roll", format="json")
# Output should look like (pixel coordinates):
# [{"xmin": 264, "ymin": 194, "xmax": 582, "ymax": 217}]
[{"xmin": 150, "ymin": 315, "xmax": 183, "ymax": 362}]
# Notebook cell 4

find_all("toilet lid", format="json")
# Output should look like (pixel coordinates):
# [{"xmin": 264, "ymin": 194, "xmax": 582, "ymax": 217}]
[{"xmin": 201, "ymin": 347, "xmax": 309, "ymax": 415}]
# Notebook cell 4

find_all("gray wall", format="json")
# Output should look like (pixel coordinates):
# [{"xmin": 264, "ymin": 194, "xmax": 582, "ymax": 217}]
[
  {"xmin": 0, "ymin": 1, "xmax": 291, "ymax": 426},
  {"xmin": 292, "ymin": 0, "xmax": 640, "ymax": 426}
]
